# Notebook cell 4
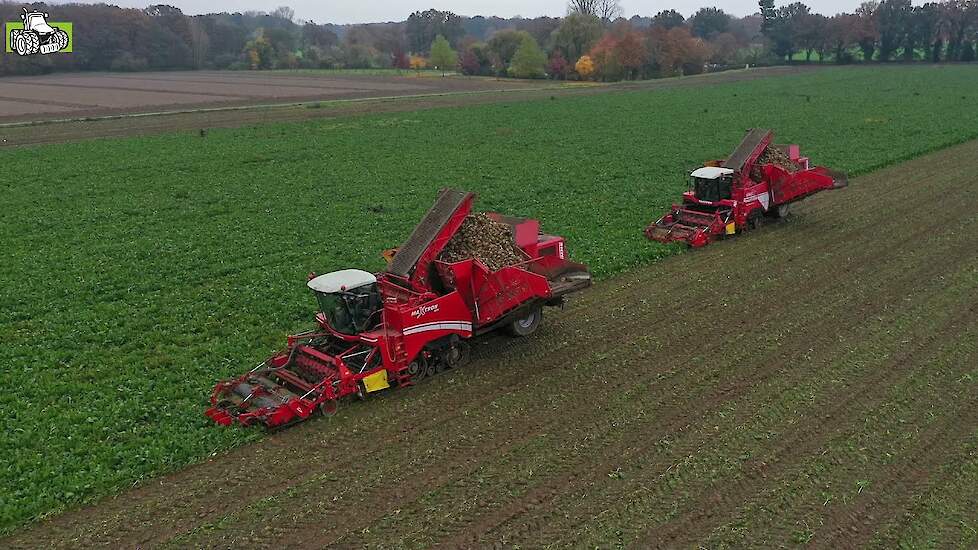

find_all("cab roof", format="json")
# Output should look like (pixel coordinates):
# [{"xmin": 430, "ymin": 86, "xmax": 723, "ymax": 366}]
[
  {"xmin": 691, "ymin": 166, "xmax": 735, "ymax": 180},
  {"xmin": 307, "ymin": 269, "xmax": 376, "ymax": 293}
]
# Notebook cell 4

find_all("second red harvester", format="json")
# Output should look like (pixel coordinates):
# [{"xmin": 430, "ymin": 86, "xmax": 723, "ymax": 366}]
[{"xmin": 646, "ymin": 128, "xmax": 848, "ymax": 248}]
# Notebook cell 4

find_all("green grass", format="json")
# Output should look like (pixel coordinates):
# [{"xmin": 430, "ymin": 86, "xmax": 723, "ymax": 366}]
[{"xmin": 1, "ymin": 65, "xmax": 978, "ymax": 534}]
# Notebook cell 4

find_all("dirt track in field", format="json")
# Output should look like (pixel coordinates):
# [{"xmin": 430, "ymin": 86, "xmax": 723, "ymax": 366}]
[
  {"xmin": 0, "ymin": 70, "xmax": 547, "ymax": 120},
  {"xmin": 0, "ymin": 66, "xmax": 811, "ymax": 148},
  {"xmin": 5, "ymin": 141, "xmax": 977, "ymax": 548}
]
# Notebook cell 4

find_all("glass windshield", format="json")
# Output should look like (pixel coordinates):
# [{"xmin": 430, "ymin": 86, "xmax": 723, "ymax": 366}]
[
  {"xmin": 314, "ymin": 284, "xmax": 380, "ymax": 335},
  {"xmin": 691, "ymin": 176, "xmax": 732, "ymax": 202}
]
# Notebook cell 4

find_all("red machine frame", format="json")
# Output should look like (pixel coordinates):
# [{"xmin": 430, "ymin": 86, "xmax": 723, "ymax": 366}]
[
  {"xmin": 206, "ymin": 190, "xmax": 590, "ymax": 428},
  {"xmin": 646, "ymin": 128, "xmax": 847, "ymax": 248}
]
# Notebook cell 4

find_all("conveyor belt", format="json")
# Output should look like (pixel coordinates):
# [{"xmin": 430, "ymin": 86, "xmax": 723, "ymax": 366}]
[
  {"xmin": 387, "ymin": 188, "xmax": 472, "ymax": 277},
  {"xmin": 723, "ymin": 128, "xmax": 772, "ymax": 172}
]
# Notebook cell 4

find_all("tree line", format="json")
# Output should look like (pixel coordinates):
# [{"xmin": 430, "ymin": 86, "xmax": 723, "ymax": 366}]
[{"xmin": 0, "ymin": 1, "xmax": 975, "ymax": 79}]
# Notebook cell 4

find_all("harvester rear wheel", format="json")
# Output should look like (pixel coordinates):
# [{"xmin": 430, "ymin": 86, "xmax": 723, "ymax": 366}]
[{"xmin": 508, "ymin": 305, "xmax": 542, "ymax": 337}]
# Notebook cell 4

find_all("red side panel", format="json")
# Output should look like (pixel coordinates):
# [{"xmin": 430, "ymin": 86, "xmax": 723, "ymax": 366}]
[
  {"xmin": 766, "ymin": 165, "xmax": 837, "ymax": 205},
  {"xmin": 436, "ymin": 259, "xmax": 551, "ymax": 327},
  {"xmin": 387, "ymin": 291, "xmax": 474, "ymax": 364}
]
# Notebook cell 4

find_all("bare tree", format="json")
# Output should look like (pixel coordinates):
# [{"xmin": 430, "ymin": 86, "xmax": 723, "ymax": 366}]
[
  {"xmin": 568, "ymin": 0, "xmax": 599, "ymax": 16},
  {"xmin": 569, "ymin": 0, "xmax": 620, "ymax": 20},
  {"xmin": 597, "ymin": 0, "xmax": 623, "ymax": 21},
  {"xmin": 271, "ymin": 6, "xmax": 295, "ymax": 22}
]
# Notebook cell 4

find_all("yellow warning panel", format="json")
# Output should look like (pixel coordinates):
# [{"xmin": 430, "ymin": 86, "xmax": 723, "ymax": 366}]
[
  {"xmin": 725, "ymin": 222, "xmax": 736, "ymax": 235},
  {"xmin": 362, "ymin": 369, "xmax": 390, "ymax": 393}
]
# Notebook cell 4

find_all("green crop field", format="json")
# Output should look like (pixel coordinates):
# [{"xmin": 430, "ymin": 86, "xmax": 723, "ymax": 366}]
[{"xmin": 2, "ymin": 65, "xmax": 978, "ymax": 534}]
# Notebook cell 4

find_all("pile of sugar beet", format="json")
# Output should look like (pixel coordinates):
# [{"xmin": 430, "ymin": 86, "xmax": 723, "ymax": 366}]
[
  {"xmin": 439, "ymin": 214, "xmax": 525, "ymax": 271},
  {"xmin": 750, "ymin": 146, "xmax": 799, "ymax": 180}
]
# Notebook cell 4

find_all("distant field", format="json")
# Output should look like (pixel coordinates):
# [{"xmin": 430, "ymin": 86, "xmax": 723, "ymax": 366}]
[
  {"xmin": 0, "ymin": 70, "xmax": 546, "ymax": 121},
  {"xmin": 2, "ymin": 65, "xmax": 978, "ymax": 535},
  {"xmin": 265, "ymin": 68, "xmax": 459, "ymax": 77}
]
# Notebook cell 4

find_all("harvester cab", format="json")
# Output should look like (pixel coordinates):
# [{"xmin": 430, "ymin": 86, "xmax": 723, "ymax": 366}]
[
  {"xmin": 307, "ymin": 269, "xmax": 382, "ymax": 336},
  {"xmin": 689, "ymin": 166, "xmax": 735, "ymax": 203}
]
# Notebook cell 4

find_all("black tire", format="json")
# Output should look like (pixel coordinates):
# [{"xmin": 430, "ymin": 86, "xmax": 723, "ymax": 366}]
[
  {"xmin": 508, "ymin": 304, "xmax": 543, "ymax": 337},
  {"xmin": 9, "ymin": 29, "xmax": 20, "ymax": 52},
  {"xmin": 772, "ymin": 203, "xmax": 791, "ymax": 219},
  {"xmin": 52, "ymin": 29, "xmax": 69, "ymax": 50}
]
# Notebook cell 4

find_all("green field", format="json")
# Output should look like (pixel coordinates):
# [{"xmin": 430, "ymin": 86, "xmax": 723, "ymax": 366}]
[{"xmin": 2, "ymin": 65, "xmax": 978, "ymax": 533}]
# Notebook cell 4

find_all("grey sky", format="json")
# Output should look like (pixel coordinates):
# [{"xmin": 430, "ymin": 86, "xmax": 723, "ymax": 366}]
[{"xmin": 53, "ymin": 1, "xmax": 867, "ymax": 25}]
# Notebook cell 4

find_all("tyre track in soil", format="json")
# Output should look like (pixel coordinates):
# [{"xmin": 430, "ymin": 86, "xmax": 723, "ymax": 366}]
[
  {"xmin": 700, "ymin": 319, "xmax": 978, "ymax": 549},
  {"xmin": 811, "ymin": 329, "xmax": 978, "ymax": 549},
  {"xmin": 269, "ymin": 142, "xmax": 971, "ymax": 548},
  {"xmin": 2, "ymin": 140, "xmax": 975, "ymax": 548},
  {"xmin": 557, "ymin": 274, "xmax": 978, "ymax": 549},
  {"xmin": 817, "ymin": 405, "xmax": 978, "ymax": 550},
  {"xmin": 633, "ymin": 298, "xmax": 978, "ymax": 549},
  {"xmin": 429, "ymin": 145, "xmax": 978, "ymax": 548},
  {"xmin": 869, "ymin": 431, "xmax": 978, "ymax": 548},
  {"xmin": 442, "ymin": 210, "xmax": 978, "ymax": 549},
  {"xmin": 801, "ymin": 386, "xmax": 978, "ymax": 550}
]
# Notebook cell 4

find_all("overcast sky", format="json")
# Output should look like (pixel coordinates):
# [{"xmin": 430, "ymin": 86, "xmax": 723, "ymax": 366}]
[{"xmin": 51, "ymin": 1, "xmax": 867, "ymax": 24}]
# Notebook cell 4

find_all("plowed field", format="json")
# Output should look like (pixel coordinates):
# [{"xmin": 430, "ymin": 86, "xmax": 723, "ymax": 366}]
[{"xmin": 5, "ymin": 139, "xmax": 975, "ymax": 548}]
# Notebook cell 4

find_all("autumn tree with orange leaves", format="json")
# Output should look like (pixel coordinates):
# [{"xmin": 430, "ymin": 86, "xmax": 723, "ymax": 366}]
[
  {"xmin": 586, "ymin": 29, "xmax": 648, "ymax": 81},
  {"xmin": 647, "ymin": 26, "xmax": 711, "ymax": 77}
]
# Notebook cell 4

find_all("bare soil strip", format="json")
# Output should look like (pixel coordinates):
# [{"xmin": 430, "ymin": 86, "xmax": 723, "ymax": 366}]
[
  {"xmin": 3, "ymin": 136, "xmax": 976, "ymax": 547},
  {"xmin": 0, "ymin": 66, "xmax": 808, "ymax": 147}
]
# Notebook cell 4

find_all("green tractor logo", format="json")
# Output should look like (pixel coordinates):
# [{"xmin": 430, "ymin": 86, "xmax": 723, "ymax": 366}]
[{"xmin": 9, "ymin": 7, "xmax": 70, "ymax": 56}]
